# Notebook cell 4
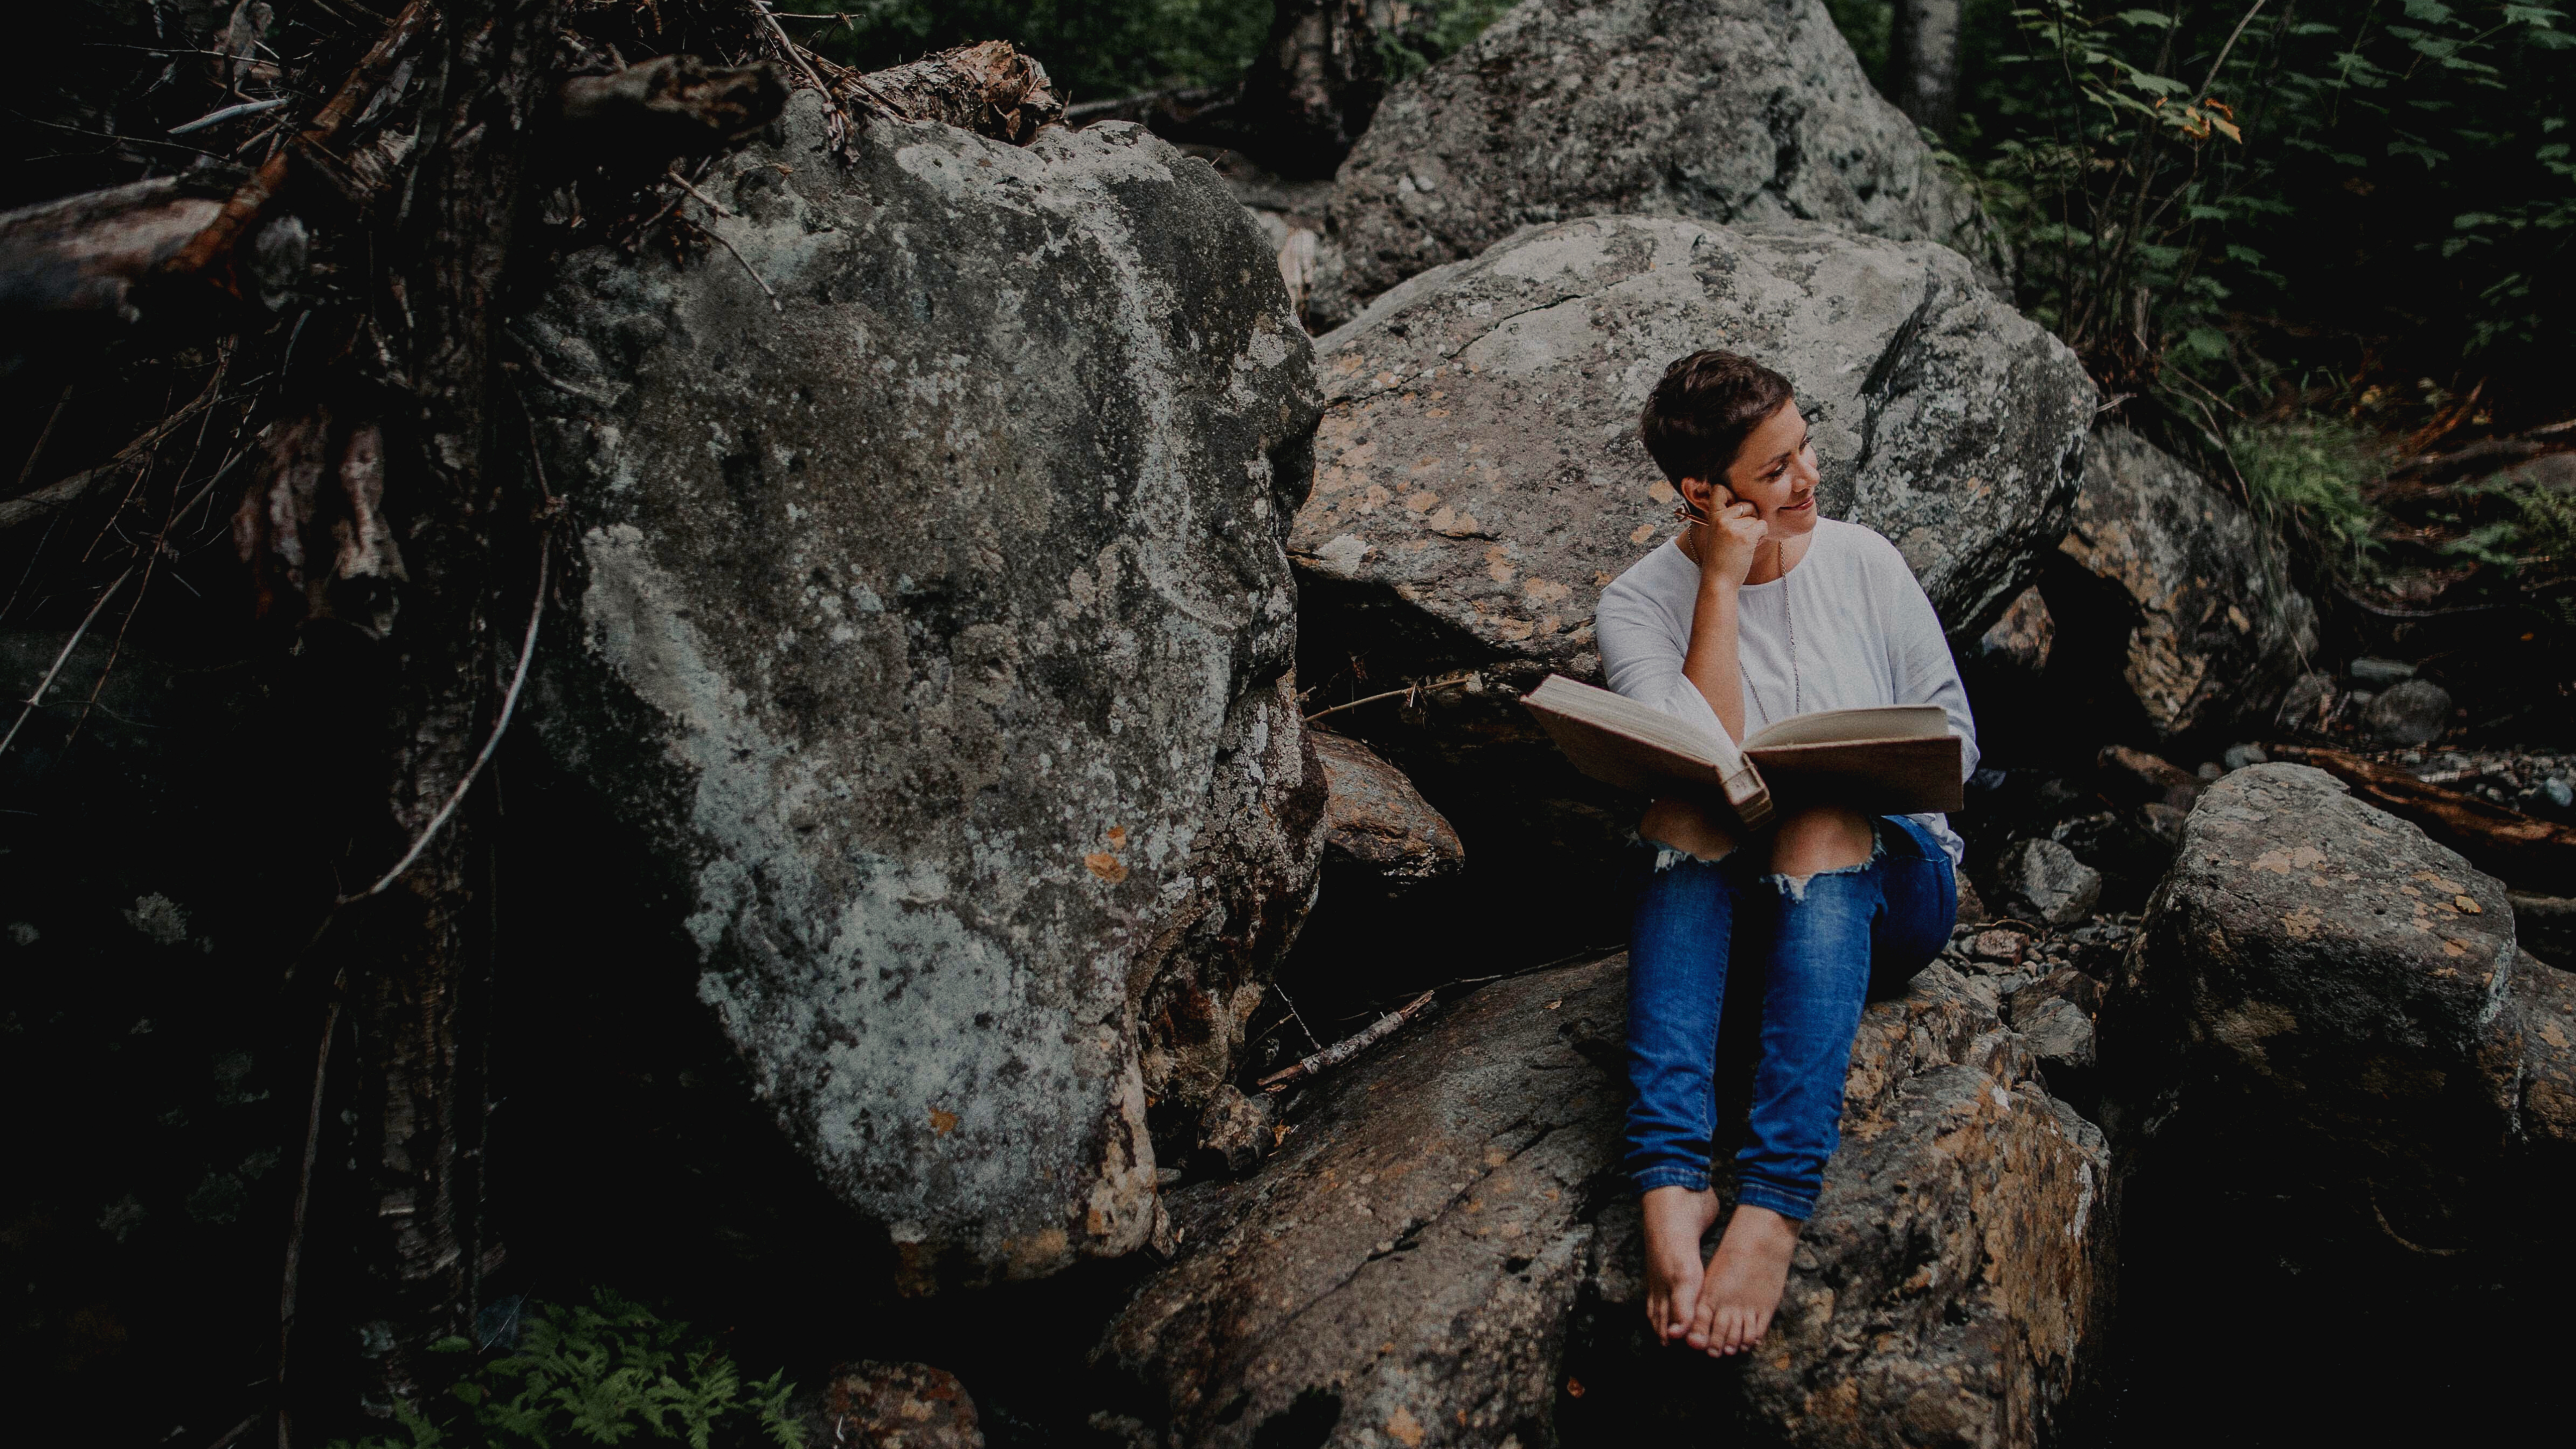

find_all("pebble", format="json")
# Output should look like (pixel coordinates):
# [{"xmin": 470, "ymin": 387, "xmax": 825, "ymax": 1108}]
[
  {"xmin": 2222, "ymin": 742, "xmax": 2268, "ymax": 771},
  {"xmin": 2349, "ymin": 656, "xmax": 2419, "ymax": 686}
]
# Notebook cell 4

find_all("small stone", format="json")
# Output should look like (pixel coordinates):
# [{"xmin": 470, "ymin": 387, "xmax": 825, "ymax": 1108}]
[
  {"xmin": 1977, "ymin": 586, "xmax": 2055, "ymax": 673},
  {"xmin": 2348, "ymin": 656, "xmax": 2418, "ymax": 686},
  {"xmin": 2545, "ymin": 778, "xmax": 2573, "ymax": 810},
  {"xmin": 1197, "ymin": 1085, "xmax": 1277, "ymax": 1177},
  {"xmin": 2365, "ymin": 678, "xmax": 2454, "ymax": 747},
  {"xmin": 1968, "ymin": 929, "xmax": 2029, "ymax": 966},
  {"xmin": 2222, "ymin": 743, "xmax": 2268, "ymax": 771},
  {"xmin": 2277, "ymin": 672, "xmax": 2337, "ymax": 729},
  {"xmin": 1995, "ymin": 839, "xmax": 2104, "ymax": 927},
  {"xmin": 2197, "ymin": 762, "xmax": 2224, "ymax": 782},
  {"xmin": 824, "ymin": 1361, "xmax": 982, "ymax": 1449}
]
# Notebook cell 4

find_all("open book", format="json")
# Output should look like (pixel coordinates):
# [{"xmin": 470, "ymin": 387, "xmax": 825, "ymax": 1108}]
[{"xmin": 1519, "ymin": 674, "xmax": 1963, "ymax": 832}]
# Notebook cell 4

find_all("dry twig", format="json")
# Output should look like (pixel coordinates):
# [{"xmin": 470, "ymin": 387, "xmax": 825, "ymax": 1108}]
[
  {"xmin": 1260, "ymin": 989, "xmax": 1438, "ymax": 1092},
  {"xmin": 339, "ymin": 536, "xmax": 550, "ymax": 902}
]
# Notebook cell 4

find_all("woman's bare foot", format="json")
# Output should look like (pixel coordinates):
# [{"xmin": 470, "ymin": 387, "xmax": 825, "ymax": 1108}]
[
  {"xmin": 1687, "ymin": 1204, "xmax": 1799, "ymax": 1356},
  {"xmin": 1640, "ymin": 1186, "xmax": 1721, "ymax": 1345}
]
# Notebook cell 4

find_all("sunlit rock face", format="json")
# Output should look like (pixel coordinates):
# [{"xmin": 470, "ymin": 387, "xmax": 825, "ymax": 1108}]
[{"xmin": 518, "ymin": 92, "xmax": 1327, "ymax": 1289}]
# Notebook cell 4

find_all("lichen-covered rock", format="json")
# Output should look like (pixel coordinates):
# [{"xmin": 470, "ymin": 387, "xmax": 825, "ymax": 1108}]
[
  {"xmin": 1101, "ymin": 954, "xmax": 2108, "ymax": 1448},
  {"xmin": 2101, "ymin": 765, "xmax": 2523, "ymax": 1253},
  {"xmin": 1565, "ymin": 963, "xmax": 2109, "ymax": 1449},
  {"xmin": 1312, "ymin": 730, "xmax": 1465, "ymax": 887},
  {"xmin": 517, "ymin": 93, "xmax": 1326, "ymax": 1288},
  {"xmin": 819, "ymin": 1361, "xmax": 983, "ymax": 1449},
  {"xmin": 2514, "ymin": 953, "xmax": 2576, "ymax": 1170},
  {"xmin": 1293, "ymin": 216, "xmax": 2092, "ymax": 690},
  {"xmin": 1311, "ymin": 0, "xmax": 2002, "ymax": 326},
  {"xmin": 2051, "ymin": 426, "xmax": 2319, "ymax": 738}
]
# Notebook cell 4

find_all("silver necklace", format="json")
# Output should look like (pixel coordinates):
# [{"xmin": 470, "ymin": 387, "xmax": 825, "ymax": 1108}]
[{"xmin": 1745, "ymin": 571, "xmax": 1801, "ymax": 729}]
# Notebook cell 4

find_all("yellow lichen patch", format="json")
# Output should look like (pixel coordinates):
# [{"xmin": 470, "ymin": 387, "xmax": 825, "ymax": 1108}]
[
  {"xmin": 2252, "ymin": 846, "xmax": 2329, "ymax": 875},
  {"xmin": 2443, "ymin": 940, "xmax": 2470, "ymax": 957},
  {"xmin": 1387, "ymin": 1407, "xmax": 1426, "ymax": 1447},
  {"xmin": 1630, "ymin": 522, "xmax": 1657, "ymax": 544},
  {"xmin": 2416, "ymin": 871, "xmax": 2469, "ymax": 895},
  {"xmin": 1494, "ymin": 618, "xmax": 1534, "ymax": 641},
  {"xmin": 2454, "ymin": 895, "xmax": 2482, "ymax": 913},
  {"xmin": 1104, "ymin": 825, "xmax": 1127, "ymax": 848},
  {"xmin": 1084, "ymin": 851, "xmax": 1128, "ymax": 883},
  {"xmin": 1523, "ymin": 577, "xmax": 1573, "ymax": 606},
  {"xmin": 1647, "ymin": 478, "xmax": 1678, "ymax": 504},
  {"xmin": 1405, "ymin": 489, "xmax": 1441, "ymax": 514},
  {"xmin": 930, "ymin": 1107, "xmax": 958, "ymax": 1136},
  {"xmin": 2281, "ymin": 906, "xmax": 2323, "ymax": 939},
  {"xmin": 1357, "ymin": 483, "xmax": 1391, "ymax": 513}
]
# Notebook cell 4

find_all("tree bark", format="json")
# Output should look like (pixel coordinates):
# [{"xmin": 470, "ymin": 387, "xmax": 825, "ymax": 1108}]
[
  {"xmin": 1236, "ymin": 0, "xmax": 1392, "ymax": 178},
  {"xmin": 324, "ymin": 0, "xmax": 560, "ymax": 1425},
  {"xmin": 1887, "ymin": 0, "xmax": 1964, "ymax": 137}
]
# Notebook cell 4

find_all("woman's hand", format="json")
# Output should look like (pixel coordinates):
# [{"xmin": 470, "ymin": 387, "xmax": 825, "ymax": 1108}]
[{"xmin": 1696, "ymin": 496, "xmax": 1769, "ymax": 590}]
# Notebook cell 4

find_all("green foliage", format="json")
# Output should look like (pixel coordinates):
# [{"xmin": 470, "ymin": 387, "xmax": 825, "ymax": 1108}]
[
  {"xmin": 1933, "ymin": 0, "xmax": 2576, "ymax": 415},
  {"xmin": 1378, "ymin": 0, "xmax": 1522, "ymax": 83},
  {"xmin": 782, "ymin": 0, "xmax": 1275, "ymax": 100},
  {"xmin": 2230, "ymin": 418, "xmax": 2389, "ymax": 581},
  {"xmin": 2447, "ymin": 474, "xmax": 2576, "ymax": 567},
  {"xmin": 331, "ymin": 1292, "xmax": 803, "ymax": 1449}
]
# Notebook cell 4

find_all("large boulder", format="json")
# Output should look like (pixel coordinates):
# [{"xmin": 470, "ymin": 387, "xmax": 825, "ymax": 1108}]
[
  {"xmin": 1293, "ymin": 216, "xmax": 2091, "ymax": 691},
  {"xmin": 515, "ymin": 93, "xmax": 1327, "ymax": 1289},
  {"xmin": 2100, "ymin": 764, "xmax": 2528, "ymax": 1252},
  {"xmin": 2045, "ymin": 425, "xmax": 2319, "ymax": 740},
  {"xmin": 1311, "ymin": 0, "xmax": 2003, "ymax": 327},
  {"xmin": 1097, "ymin": 955, "xmax": 2110, "ymax": 1447}
]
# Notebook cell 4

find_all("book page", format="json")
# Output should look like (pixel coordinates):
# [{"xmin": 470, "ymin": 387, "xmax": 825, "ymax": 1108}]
[
  {"xmin": 1525, "ymin": 675, "xmax": 1740, "ymax": 772},
  {"xmin": 1743, "ymin": 705, "xmax": 1950, "ymax": 750}
]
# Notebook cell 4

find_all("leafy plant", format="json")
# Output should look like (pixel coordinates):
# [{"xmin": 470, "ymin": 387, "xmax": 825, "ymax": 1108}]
[
  {"xmin": 332, "ymin": 1292, "xmax": 804, "ymax": 1449},
  {"xmin": 2230, "ymin": 416, "xmax": 2389, "ymax": 581},
  {"xmin": 1958, "ymin": 0, "xmax": 2576, "ymax": 423}
]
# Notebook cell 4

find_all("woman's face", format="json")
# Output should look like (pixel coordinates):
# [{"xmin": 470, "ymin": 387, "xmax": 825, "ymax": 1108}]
[{"xmin": 1685, "ymin": 399, "xmax": 1820, "ymax": 537}]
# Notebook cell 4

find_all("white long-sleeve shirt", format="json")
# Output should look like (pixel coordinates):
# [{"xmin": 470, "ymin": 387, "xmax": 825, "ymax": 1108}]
[{"xmin": 1595, "ymin": 517, "xmax": 1979, "ymax": 865}]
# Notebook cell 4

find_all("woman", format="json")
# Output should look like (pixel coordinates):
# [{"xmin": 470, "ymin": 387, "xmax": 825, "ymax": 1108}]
[{"xmin": 1597, "ymin": 350, "xmax": 1977, "ymax": 1358}]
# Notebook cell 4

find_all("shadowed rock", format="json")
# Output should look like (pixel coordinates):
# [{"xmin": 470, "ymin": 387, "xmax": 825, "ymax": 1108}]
[
  {"xmin": 517, "ymin": 92, "xmax": 1326, "ymax": 1289},
  {"xmin": 2101, "ymin": 764, "xmax": 2526, "ymax": 1254},
  {"xmin": 1100, "ymin": 956, "xmax": 2109, "ymax": 1446},
  {"xmin": 2051, "ymin": 425, "xmax": 2319, "ymax": 739},
  {"xmin": 1311, "ymin": 0, "xmax": 2003, "ymax": 326},
  {"xmin": 1312, "ymin": 729, "xmax": 1466, "ymax": 888}
]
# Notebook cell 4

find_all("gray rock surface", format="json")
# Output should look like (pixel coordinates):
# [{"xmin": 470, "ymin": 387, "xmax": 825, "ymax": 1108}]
[
  {"xmin": 1994, "ymin": 838, "xmax": 2103, "ymax": 926},
  {"xmin": 1099, "ymin": 959, "xmax": 1624, "ymax": 1447},
  {"xmin": 1311, "ymin": 729, "xmax": 1465, "ymax": 887},
  {"xmin": 1311, "ymin": 0, "xmax": 2003, "ymax": 327},
  {"xmin": 2365, "ymin": 677, "xmax": 2454, "ymax": 746},
  {"xmin": 517, "ymin": 93, "xmax": 1327, "ymax": 1287},
  {"xmin": 2101, "ymin": 765, "xmax": 2525, "ymax": 1252},
  {"xmin": 1565, "ymin": 963, "xmax": 2109, "ymax": 1449},
  {"xmin": 1102, "ymin": 955, "xmax": 2109, "ymax": 1448},
  {"xmin": 1292, "ymin": 215, "xmax": 2094, "ymax": 697},
  {"xmin": 2051, "ymin": 425, "xmax": 2319, "ymax": 738}
]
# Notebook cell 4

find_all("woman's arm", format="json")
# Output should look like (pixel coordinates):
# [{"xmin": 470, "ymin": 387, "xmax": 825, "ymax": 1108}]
[
  {"xmin": 1680, "ymin": 501, "xmax": 1768, "ymax": 743},
  {"xmin": 1875, "ymin": 545, "xmax": 1981, "ymax": 779}
]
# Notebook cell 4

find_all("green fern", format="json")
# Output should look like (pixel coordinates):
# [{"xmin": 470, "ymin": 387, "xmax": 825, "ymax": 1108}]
[{"xmin": 332, "ymin": 1292, "xmax": 804, "ymax": 1449}]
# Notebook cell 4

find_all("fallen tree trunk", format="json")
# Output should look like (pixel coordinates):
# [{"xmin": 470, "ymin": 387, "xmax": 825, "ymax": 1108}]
[
  {"xmin": 2272, "ymin": 746, "xmax": 2576, "ymax": 890},
  {"xmin": 555, "ymin": 53, "xmax": 789, "ymax": 164}
]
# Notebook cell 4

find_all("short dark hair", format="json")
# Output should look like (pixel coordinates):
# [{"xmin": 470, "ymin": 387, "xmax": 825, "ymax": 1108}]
[{"xmin": 1637, "ymin": 350, "xmax": 1795, "ymax": 486}]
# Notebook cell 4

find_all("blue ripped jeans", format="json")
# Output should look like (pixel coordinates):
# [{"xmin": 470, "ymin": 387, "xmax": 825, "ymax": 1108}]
[{"xmin": 1625, "ymin": 816, "xmax": 1957, "ymax": 1220}]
